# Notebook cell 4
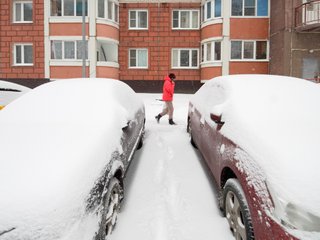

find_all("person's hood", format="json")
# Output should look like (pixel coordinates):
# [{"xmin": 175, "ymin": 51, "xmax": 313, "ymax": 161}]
[{"xmin": 164, "ymin": 76, "xmax": 172, "ymax": 82}]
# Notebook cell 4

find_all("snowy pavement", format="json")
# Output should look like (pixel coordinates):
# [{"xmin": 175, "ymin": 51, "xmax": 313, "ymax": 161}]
[{"xmin": 110, "ymin": 94, "xmax": 234, "ymax": 240}]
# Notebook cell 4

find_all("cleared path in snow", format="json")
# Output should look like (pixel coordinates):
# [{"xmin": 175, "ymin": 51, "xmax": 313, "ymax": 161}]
[{"xmin": 110, "ymin": 94, "xmax": 234, "ymax": 240}]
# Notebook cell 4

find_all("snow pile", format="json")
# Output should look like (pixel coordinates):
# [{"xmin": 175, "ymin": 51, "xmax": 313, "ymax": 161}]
[{"xmin": 0, "ymin": 78, "xmax": 143, "ymax": 239}]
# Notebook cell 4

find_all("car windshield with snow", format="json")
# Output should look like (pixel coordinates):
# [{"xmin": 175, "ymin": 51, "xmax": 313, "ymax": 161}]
[
  {"xmin": 0, "ymin": 78, "xmax": 145, "ymax": 240},
  {"xmin": 0, "ymin": 80, "xmax": 30, "ymax": 110},
  {"xmin": 187, "ymin": 75, "xmax": 320, "ymax": 240}
]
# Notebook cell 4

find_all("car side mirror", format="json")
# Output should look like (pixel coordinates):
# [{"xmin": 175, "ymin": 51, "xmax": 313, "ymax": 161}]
[
  {"xmin": 210, "ymin": 113, "xmax": 224, "ymax": 130},
  {"xmin": 122, "ymin": 120, "xmax": 131, "ymax": 131}
]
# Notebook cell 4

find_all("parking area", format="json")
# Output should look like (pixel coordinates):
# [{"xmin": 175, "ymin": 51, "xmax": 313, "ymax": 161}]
[{"xmin": 110, "ymin": 94, "xmax": 233, "ymax": 240}]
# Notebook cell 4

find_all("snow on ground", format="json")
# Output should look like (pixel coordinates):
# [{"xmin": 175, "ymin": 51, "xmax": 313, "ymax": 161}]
[{"xmin": 110, "ymin": 93, "xmax": 233, "ymax": 240}]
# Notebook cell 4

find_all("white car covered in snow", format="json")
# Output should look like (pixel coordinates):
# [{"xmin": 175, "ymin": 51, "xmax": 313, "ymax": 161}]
[
  {"xmin": 0, "ymin": 80, "xmax": 30, "ymax": 110},
  {"xmin": 0, "ymin": 78, "xmax": 145, "ymax": 240}
]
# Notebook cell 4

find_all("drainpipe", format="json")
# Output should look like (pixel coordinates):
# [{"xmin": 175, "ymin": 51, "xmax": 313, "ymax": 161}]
[
  {"xmin": 82, "ymin": 0, "xmax": 86, "ymax": 78},
  {"xmin": 157, "ymin": 1, "xmax": 161, "ymax": 81}
]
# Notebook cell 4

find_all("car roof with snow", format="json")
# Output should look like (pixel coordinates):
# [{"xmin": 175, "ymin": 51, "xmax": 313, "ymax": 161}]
[{"xmin": 191, "ymin": 74, "xmax": 320, "ymax": 218}]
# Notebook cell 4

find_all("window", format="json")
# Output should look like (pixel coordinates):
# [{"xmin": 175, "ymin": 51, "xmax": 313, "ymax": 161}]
[
  {"xmin": 201, "ymin": 41, "xmax": 221, "ymax": 62},
  {"xmin": 51, "ymin": 40, "xmax": 88, "ymax": 60},
  {"xmin": 172, "ymin": 49, "xmax": 199, "ymax": 68},
  {"xmin": 231, "ymin": 0, "xmax": 268, "ymax": 16},
  {"xmin": 129, "ymin": 10, "xmax": 148, "ymax": 29},
  {"xmin": 97, "ymin": 0, "xmax": 119, "ymax": 22},
  {"xmin": 129, "ymin": 49, "xmax": 148, "ymax": 68},
  {"xmin": 172, "ymin": 10, "xmax": 199, "ymax": 29},
  {"xmin": 14, "ymin": 43, "xmax": 33, "ymax": 65},
  {"xmin": 51, "ymin": 0, "xmax": 88, "ymax": 17},
  {"xmin": 202, "ymin": 0, "xmax": 221, "ymax": 22},
  {"xmin": 13, "ymin": 1, "xmax": 33, "ymax": 23},
  {"xmin": 97, "ymin": 40, "xmax": 118, "ymax": 63},
  {"xmin": 231, "ymin": 40, "xmax": 268, "ymax": 60}
]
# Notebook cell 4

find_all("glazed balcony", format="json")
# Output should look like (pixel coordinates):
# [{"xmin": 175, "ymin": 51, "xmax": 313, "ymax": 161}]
[{"xmin": 295, "ymin": 0, "xmax": 320, "ymax": 32}]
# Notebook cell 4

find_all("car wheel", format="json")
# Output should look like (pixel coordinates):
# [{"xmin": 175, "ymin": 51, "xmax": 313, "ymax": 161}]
[
  {"xmin": 187, "ymin": 118, "xmax": 197, "ymax": 149},
  {"xmin": 100, "ymin": 178, "xmax": 123, "ymax": 239},
  {"xmin": 223, "ymin": 179, "xmax": 254, "ymax": 240}
]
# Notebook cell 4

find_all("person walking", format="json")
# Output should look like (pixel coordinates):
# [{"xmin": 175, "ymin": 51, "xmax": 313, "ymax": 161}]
[{"xmin": 155, "ymin": 73, "xmax": 176, "ymax": 125}]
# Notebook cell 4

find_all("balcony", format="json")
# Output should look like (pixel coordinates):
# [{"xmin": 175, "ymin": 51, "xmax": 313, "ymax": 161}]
[{"xmin": 295, "ymin": 0, "xmax": 320, "ymax": 32}]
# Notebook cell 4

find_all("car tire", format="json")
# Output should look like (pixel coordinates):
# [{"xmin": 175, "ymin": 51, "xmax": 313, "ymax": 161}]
[
  {"xmin": 187, "ymin": 118, "xmax": 197, "ymax": 149},
  {"xmin": 99, "ymin": 177, "xmax": 123, "ymax": 239},
  {"xmin": 223, "ymin": 178, "xmax": 254, "ymax": 240}
]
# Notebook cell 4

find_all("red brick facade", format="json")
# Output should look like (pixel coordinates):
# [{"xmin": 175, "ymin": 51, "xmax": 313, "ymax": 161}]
[
  {"xmin": 0, "ymin": 0, "xmax": 44, "ymax": 79},
  {"xmin": 119, "ymin": 2, "xmax": 201, "ymax": 81},
  {"xmin": 0, "ymin": 0, "xmax": 275, "ymax": 90}
]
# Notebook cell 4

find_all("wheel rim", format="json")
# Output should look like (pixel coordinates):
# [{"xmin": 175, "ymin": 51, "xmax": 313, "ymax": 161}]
[
  {"xmin": 225, "ymin": 191, "xmax": 247, "ymax": 240},
  {"xmin": 105, "ymin": 187, "xmax": 121, "ymax": 236}
]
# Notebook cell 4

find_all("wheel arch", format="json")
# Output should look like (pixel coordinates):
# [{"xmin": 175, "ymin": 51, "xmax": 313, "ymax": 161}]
[
  {"xmin": 113, "ymin": 168, "xmax": 124, "ymax": 188},
  {"xmin": 220, "ymin": 166, "xmax": 237, "ymax": 189}
]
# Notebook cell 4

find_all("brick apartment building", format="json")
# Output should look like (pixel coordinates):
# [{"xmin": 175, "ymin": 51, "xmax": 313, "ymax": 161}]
[
  {"xmin": 0, "ymin": 0, "xmax": 319, "ymax": 90},
  {"xmin": 0, "ymin": 0, "xmax": 46, "ymax": 87}
]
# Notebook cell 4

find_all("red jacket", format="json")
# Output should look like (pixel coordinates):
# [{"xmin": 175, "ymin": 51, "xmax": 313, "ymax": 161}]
[{"xmin": 162, "ymin": 76, "xmax": 175, "ymax": 101}]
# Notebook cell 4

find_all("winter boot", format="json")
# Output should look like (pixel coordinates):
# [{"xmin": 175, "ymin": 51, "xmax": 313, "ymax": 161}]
[
  {"xmin": 169, "ymin": 119, "xmax": 176, "ymax": 125},
  {"xmin": 155, "ymin": 114, "xmax": 162, "ymax": 123}
]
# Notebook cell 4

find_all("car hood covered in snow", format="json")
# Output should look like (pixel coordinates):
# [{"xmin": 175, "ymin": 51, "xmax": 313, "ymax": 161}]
[
  {"xmin": 191, "ymin": 75, "xmax": 320, "ymax": 222},
  {"xmin": 0, "ymin": 78, "xmax": 144, "ymax": 239}
]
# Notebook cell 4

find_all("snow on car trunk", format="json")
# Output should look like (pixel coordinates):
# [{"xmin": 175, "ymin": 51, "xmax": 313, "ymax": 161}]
[{"xmin": 0, "ymin": 78, "xmax": 144, "ymax": 239}]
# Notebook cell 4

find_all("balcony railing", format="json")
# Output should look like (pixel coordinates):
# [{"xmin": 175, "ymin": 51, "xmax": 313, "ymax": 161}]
[{"xmin": 295, "ymin": 0, "xmax": 320, "ymax": 32}]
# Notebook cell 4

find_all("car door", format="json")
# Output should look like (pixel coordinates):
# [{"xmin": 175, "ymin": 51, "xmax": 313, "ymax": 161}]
[
  {"xmin": 200, "ymin": 117, "xmax": 223, "ymax": 182},
  {"xmin": 120, "ymin": 108, "xmax": 145, "ymax": 170},
  {"xmin": 193, "ymin": 83, "xmax": 226, "ymax": 183}
]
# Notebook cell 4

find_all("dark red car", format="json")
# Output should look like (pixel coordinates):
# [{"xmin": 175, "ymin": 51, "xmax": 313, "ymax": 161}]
[{"xmin": 187, "ymin": 75, "xmax": 320, "ymax": 240}]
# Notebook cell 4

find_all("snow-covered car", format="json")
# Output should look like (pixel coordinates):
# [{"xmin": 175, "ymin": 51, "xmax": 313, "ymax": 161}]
[
  {"xmin": 0, "ymin": 78, "xmax": 145, "ymax": 240},
  {"xmin": 0, "ymin": 80, "xmax": 30, "ymax": 110},
  {"xmin": 187, "ymin": 75, "xmax": 320, "ymax": 240}
]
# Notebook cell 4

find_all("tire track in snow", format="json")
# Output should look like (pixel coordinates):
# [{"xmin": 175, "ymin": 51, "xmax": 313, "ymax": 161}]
[{"xmin": 150, "ymin": 129, "xmax": 191, "ymax": 240}]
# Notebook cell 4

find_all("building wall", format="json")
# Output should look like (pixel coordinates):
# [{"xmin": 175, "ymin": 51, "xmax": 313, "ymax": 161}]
[
  {"xmin": 44, "ymin": 0, "xmax": 120, "ymax": 80},
  {"xmin": 229, "ymin": 18, "xmax": 269, "ymax": 75},
  {"xmin": 119, "ymin": 2, "xmax": 201, "ymax": 81},
  {"xmin": 270, "ymin": 0, "xmax": 320, "ymax": 80},
  {"xmin": 0, "ymin": 0, "xmax": 276, "ymax": 90},
  {"xmin": 0, "ymin": 0, "xmax": 45, "ymax": 80}
]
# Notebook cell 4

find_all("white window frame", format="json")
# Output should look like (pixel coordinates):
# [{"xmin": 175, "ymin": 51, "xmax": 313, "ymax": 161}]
[
  {"xmin": 230, "ymin": 40, "xmax": 269, "ymax": 61},
  {"xmin": 13, "ymin": 1, "xmax": 33, "ymax": 23},
  {"xmin": 50, "ymin": 40, "xmax": 88, "ymax": 61},
  {"xmin": 129, "ymin": 48, "xmax": 148, "ymax": 68},
  {"xmin": 50, "ymin": 0, "xmax": 88, "ymax": 17},
  {"xmin": 171, "ymin": 48, "xmax": 199, "ymax": 69},
  {"xmin": 96, "ymin": 38, "xmax": 119, "ymax": 64},
  {"xmin": 129, "ymin": 9, "xmax": 148, "ymax": 30},
  {"xmin": 172, "ymin": 9, "xmax": 200, "ymax": 29},
  {"xmin": 231, "ymin": 0, "xmax": 269, "ymax": 17},
  {"xmin": 202, "ymin": 0, "xmax": 222, "ymax": 22},
  {"xmin": 97, "ymin": 0, "xmax": 119, "ymax": 23},
  {"xmin": 13, "ymin": 43, "xmax": 33, "ymax": 66},
  {"xmin": 201, "ymin": 40, "xmax": 222, "ymax": 63}
]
